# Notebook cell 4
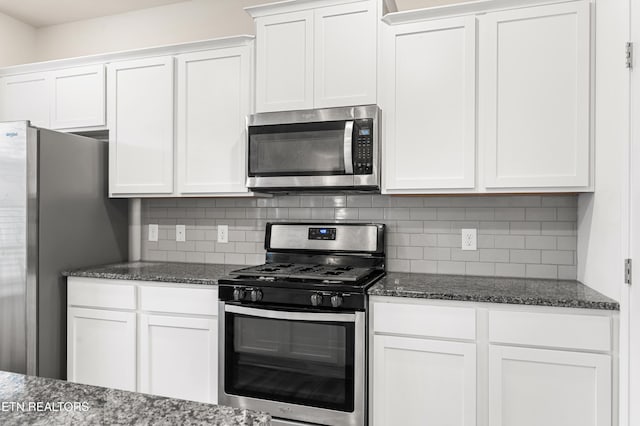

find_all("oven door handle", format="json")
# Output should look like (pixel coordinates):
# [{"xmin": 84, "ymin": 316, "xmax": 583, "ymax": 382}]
[
  {"xmin": 344, "ymin": 120, "xmax": 354, "ymax": 174},
  {"xmin": 225, "ymin": 304, "xmax": 356, "ymax": 323}
]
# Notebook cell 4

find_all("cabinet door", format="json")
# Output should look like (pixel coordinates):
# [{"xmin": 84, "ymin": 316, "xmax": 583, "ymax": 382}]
[
  {"xmin": 176, "ymin": 48, "xmax": 251, "ymax": 194},
  {"xmin": 488, "ymin": 345, "xmax": 611, "ymax": 426},
  {"xmin": 382, "ymin": 16, "xmax": 476, "ymax": 193},
  {"xmin": 140, "ymin": 314, "xmax": 218, "ymax": 404},
  {"xmin": 0, "ymin": 73, "xmax": 49, "ymax": 128},
  {"xmin": 373, "ymin": 335, "xmax": 476, "ymax": 426},
  {"xmin": 67, "ymin": 307, "xmax": 136, "ymax": 391},
  {"xmin": 480, "ymin": 1, "xmax": 590, "ymax": 189},
  {"xmin": 108, "ymin": 57, "xmax": 174, "ymax": 196},
  {"xmin": 50, "ymin": 65, "xmax": 106, "ymax": 130},
  {"xmin": 255, "ymin": 10, "xmax": 314, "ymax": 112},
  {"xmin": 314, "ymin": 0, "xmax": 376, "ymax": 108}
]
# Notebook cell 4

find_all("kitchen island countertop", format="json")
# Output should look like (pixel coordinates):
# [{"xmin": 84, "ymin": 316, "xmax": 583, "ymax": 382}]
[{"xmin": 0, "ymin": 371, "xmax": 270, "ymax": 425}]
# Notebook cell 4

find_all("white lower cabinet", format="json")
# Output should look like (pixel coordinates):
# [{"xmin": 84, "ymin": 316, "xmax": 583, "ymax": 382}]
[
  {"xmin": 488, "ymin": 345, "xmax": 611, "ymax": 426},
  {"xmin": 373, "ymin": 335, "xmax": 476, "ymax": 426},
  {"xmin": 67, "ymin": 307, "xmax": 136, "ymax": 391},
  {"xmin": 67, "ymin": 277, "xmax": 218, "ymax": 403},
  {"xmin": 371, "ymin": 297, "xmax": 616, "ymax": 426},
  {"xmin": 139, "ymin": 314, "xmax": 218, "ymax": 403}
]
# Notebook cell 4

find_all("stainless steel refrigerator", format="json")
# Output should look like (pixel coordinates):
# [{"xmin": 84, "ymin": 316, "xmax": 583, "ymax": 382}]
[{"xmin": 0, "ymin": 121, "xmax": 128, "ymax": 379}]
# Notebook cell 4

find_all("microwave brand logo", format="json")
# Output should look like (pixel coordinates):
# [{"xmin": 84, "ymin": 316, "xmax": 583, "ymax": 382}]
[{"xmin": 5, "ymin": 132, "xmax": 18, "ymax": 137}]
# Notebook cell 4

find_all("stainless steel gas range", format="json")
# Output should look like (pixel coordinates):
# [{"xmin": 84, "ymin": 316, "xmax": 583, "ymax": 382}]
[{"xmin": 218, "ymin": 222, "xmax": 386, "ymax": 426}]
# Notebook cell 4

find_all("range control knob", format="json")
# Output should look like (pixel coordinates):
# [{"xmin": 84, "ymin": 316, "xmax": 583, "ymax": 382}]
[
  {"xmin": 330, "ymin": 294, "xmax": 344, "ymax": 308},
  {"xmin": 310, "ymin": 293, "xmax": 323, "ymax": 307},
  {"xmin": 250, "ymin": 289, "xmax": 263, "ymax": 302},
  {"xmin": 233, "ymin": 287, "xmax": 246, "ymax": 301}
]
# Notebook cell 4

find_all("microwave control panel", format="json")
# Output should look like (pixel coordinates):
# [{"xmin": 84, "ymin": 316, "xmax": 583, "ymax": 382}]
[{"xmin": 354, "ymin": 119, "xmax": 374, "ymax": 175}]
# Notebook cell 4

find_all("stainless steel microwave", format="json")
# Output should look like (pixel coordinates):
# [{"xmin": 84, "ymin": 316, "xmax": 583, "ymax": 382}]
[{"xmin": 246, "ymin": 105, "xmax": 381, "ymax": 192}]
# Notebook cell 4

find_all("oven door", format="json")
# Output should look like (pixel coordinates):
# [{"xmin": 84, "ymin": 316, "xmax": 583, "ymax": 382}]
[{"xmin": 219, "ymin": 303, "xmax": 365, "ymax": 426}]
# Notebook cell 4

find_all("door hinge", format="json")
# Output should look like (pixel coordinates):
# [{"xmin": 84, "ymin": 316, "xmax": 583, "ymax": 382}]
[
  {"xmin": 626, "ymin": 42, "xmax": 633, "ymax": 69},
  {"xmin": 625, "ymin": 258, "xmax": 632, "ymax": 285}
]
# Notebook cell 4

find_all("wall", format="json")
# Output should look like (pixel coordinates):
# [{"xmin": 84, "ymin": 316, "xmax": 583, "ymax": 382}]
[
  {"xmin": 576, "ymin": 0, "xmax": 630, "ymax": 301},
  {"xmin": 0, "ymin": 12, "xmax": 36, "ymax": 67},
  {"xmin": 33, "ymin": 0, "xmax": 270, "ymax": 62},
  {"xmin": 141, "ymin": 194, "xmax": 578, "ymax": 279},
  {"xmin": 30, "ymin": 0, "xmax": 470, "ymax": 63}
]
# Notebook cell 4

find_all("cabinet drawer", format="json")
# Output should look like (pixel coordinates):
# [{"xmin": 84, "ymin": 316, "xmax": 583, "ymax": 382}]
[
  {"xmin": 373, "ymin": 302, "xmax": 476, "ymax": 340},
  {"xmin": 140, "ymin": 285, "xmax": 218, "ymax": 316},
  {"xmin": 489, "ymin": 310, "xmax": 611, "ymax": 352},
  {"xmin": 67, "ymin": 278, "xmax": 136, "ymax": 310}
]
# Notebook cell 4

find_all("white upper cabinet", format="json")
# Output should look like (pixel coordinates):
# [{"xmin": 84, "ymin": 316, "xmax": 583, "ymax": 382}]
[
  {"xmin": 108, "ymin": 57, "xmax": 175, "ymax": 196},
  {"xmin": 251, "ymin": 0, "xmax": 377, "ymax": 112},
  {"xmin": 381, "ymin": 0, "xmax": 592, "ymax": 194},
  {"xmin": 50, "ymin": 65, "xmax": 106, "ymax": 130},
  {"xmin": 480, "ymin": 1, "xmax": 591, "ymax": 190},
  {"xmin": 0, "ymin": 73, "xmax": 50, "ymax": 128},
  {"xmin": 382, "ymin": 16, "xmax": 476, "ymax": 193},
  {"xmin": 256, "ymin": 10, "xmax": 314, "ymax": 112},
  {"xmin": 176, "ymin": 47, "xmax": 252, "ymax": 195},
  {"xmin": 314, "ymin": 1, "xmax": 377, "ymax": 108}
]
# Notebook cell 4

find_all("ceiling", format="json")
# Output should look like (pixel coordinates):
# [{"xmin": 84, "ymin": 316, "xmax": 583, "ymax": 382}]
[{"xmin": 0, "ymin": 0, "xmax": 191, "ymax": 28}]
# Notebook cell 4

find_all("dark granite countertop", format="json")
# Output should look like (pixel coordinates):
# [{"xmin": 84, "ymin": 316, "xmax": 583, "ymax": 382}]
[
  {"xmin": 0, "ymin": 371, "xmax": 270, "ymax": 425},
  {"xmin": 369, "ymin": 272, "xmax": 619, "ymax": 310},
  {"xmin": 63, "ymin": 261, "xmax": 243, "ymax": 286}
]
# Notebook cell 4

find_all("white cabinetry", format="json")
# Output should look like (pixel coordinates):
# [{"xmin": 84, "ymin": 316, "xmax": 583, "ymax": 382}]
[
  {"xmin": 382, "ymin": 16, "xmax": 476, "ymax": 192},
  {"xmin": 314, "ymin": 1, "xmax": 377, "ymax": 108},
  {"xmin": 140, "ymin": 314, "xmax": 218, "ymax": 403},
  {"xmin": 488, "ymin": 345, "xmax": 610, "ymax": 426},
  {"xmin": 50, "ymin": 65, "xmax": 105, "ymax": 130},
  {"xmin": 105, "ymin": 37, "xmax": 255, "ymax": 198},
  {"xmin": 251, "ymin": 0, "xmax": 377, "ymax": 112},
  {"xmin": 373, "ymin": 335, "xmax": 476, "ymax": 426},
  {"xmin": 381, "ymin": 0, "xmax": 592, "ymax": 194},
  {"xmin": 0, "ymin": 73, "xmax": 50, "ymax": 128},
  {"xmin": 67, "ymin": 277, "xmax": 219, "ymax": 403},
  {"xmin": 480, "ymin": 1, "xmax": 591, "ymax": 189},
  {"xmin": 0, "ymin": 65, "xmax": 106, "ymax": 130},
  {"xmin": 371, "ymin": 301, "xmax": 477, "ymax": 426},
  {"xmin": 67, "ymin": 307, "xmax": 136, "ymax": 392},
  {"xmin": 176, "ymin": 47, "xmax": 251, "ymax": 195},
  {"xmin": 108, "ymin": 57, "xmax": 174, "ymax": 196},
  {"xmin": 255, "ymin": 10, "xmax": 314, "ymax": 112},
  {"xmin": 370, "ymin": 297, "xmax": 617, "ymax": 426}
]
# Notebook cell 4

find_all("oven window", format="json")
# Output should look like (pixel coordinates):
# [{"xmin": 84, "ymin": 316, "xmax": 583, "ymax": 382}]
[
  {"xmin": 225, "ymin": 311, "xmax": 355, "ymax": 412},
  {"xmin": 248, "ymin": 121, "xmax": 347, "ymax": 176}
]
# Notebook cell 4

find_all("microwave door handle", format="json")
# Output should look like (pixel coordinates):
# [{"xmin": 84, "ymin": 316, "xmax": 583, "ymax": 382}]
[{"xmin": 344, "ymin": 121, "xmax": 354, "ymax": 174}]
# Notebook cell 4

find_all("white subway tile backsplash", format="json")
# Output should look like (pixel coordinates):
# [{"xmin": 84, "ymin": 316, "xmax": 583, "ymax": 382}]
[
  {"xmin": 510, "ymin": 249, "xmax": 541, "ymax": 264},
  {"xmin": 526, "ymin": 264, "xmax": 558, "ymax": 279},
  {"xmin": 141, "ymin": 194, "xmax": 578, "ymax": 280},
  {"xmin": 525, "ymin": 235, "xmax": 556, "ymax": 250},
  {"xmin": 410, "ymin": 260, "xmax": 438, "ymax": 273},
  {"xmin": 438, "ymin": 261, "xmax": 466, "ymax": 275}
]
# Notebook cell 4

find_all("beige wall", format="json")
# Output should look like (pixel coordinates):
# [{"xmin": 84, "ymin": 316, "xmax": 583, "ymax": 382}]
[
  {"xmin": 0, "ymin": 11, "xmax": 36, "ymax": 67},
  {"xmin": 34, "ymin": 0, "xmax": 272, "ymax": 62},
  {"xmin": 31, "ymin": 0, "xmax": 470, "ymax": 63}
]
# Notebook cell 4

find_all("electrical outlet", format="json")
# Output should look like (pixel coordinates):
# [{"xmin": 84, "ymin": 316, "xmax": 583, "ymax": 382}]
[
  {"xmin": 461, "ymin": 228, "xmax": 477, "ymax": 251},
  {"xmin": 218, "ymin": 225, "xmax": 229, "ymax": 243},
  {"xmin": 148, "ymin": 224, "xmax": 158, "ymax": 242},
  {"xmin": 176, "ymin": 225, "xmax": 186, "ymax": 242}
]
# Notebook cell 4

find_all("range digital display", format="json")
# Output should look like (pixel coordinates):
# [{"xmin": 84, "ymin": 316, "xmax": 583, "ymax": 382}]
[
  {"xmin": 308, "ymin": 227, "xmax": 337, "ymax": 240},
  {"xmin": 359, "ymin": 129, "xmax": 371, "ymax": 136}
]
